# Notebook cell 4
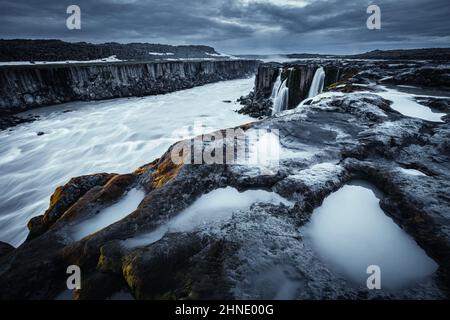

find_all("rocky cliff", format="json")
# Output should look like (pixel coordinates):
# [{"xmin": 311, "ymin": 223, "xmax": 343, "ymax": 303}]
[
  {"xmin": 1, "ymin": 90, "xmax": 449, "ymax": 300},
  {"xmin": 0, "ymin": 59, "xmax": 259, "ymax": 115},
  {"xmin": 237, "ymin": 62, "xmax": 357, "ymax": 117},
  {"xmin": 237, "ymin": 59, "xmax": 450, "ymax": 118}
]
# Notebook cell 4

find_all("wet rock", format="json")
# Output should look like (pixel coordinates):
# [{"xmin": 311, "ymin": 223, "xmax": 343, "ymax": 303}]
[
  {"xmin": 237, "ymin": 97, "xmax": 272, "ymax": 118},
  {"xmin": 26, "ymin": 173, "xmax": 116, "ymax": 241},
  {"xmin": 74, "ymin": 271, "xmax": 124, "ymax": 300},
  {"xmin": 0, "ymin": 115, "xmax": 36, "ymax": 131},
  {"xmin": 123, "ymin": 233, "xmax": 233, "ymax": 299},
  {"xmin": 0, "ymin": 241, "xmax": 14, "ymax": 258},
  {"xmin": 415, "ymin": 97, "xmax": 450, "ymax": 113},
  {"xmin": 26, "ymin": 216, "xmax": 46, "ymax": 242},
  {"xmin": 382, "ymin": 67, "xmax": 450, "ymax": 88}
]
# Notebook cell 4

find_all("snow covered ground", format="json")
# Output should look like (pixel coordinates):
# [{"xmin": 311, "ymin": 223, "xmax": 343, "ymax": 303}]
[{"xmin": 0, "ymin": 78, "xmax": 254, "ymax": 246}]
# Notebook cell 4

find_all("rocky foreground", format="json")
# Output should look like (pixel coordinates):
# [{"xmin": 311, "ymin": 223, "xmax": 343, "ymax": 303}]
[{"xmin": 1, "ymin": 60, "xmax": 450, "ymax": 299}]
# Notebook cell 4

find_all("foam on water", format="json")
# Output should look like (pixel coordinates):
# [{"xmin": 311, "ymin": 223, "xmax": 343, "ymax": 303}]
[
  {"xmin": 304, "ymin": 181, "xmax": 438, "ymax": 289},
  {"xmin": 0, "ymin": 78, "xmax": 254, "ymax": 246}
]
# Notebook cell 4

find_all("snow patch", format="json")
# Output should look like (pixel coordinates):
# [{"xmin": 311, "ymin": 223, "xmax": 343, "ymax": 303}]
[
  {"xmin": 398, "ymin": 168, "xmax": 428, "ymax": 177},
  {"xmin": 148, "ymin": 52, "xmax": 174, "ymax": 56}
]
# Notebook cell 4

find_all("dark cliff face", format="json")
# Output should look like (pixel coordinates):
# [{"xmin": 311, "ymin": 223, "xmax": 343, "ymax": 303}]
[
  {"xmin": 0, "ymin": 60, "xmax": 260, "ymax": 115},
  {"xmin": 253, "ymin": 63, "xmax": 355, "ymax": 109},
  {"xmin": 238, "ymin": 62, "xmax": 355, "ymax": 117},
  {"xmin": 283, "ymin": 65, "xmax": 317, "ymax": 108},
  {"xmin": 0, "ymin": 60, "xmax": 260, "ymax": 114}
]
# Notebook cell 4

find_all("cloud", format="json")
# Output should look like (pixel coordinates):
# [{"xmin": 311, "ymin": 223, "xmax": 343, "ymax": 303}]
[{"xmin": 0, "ymin": 0, "xmax": 448, "ymax": 54}]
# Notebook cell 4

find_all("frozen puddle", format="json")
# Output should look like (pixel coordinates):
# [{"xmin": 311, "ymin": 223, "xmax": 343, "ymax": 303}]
[
  {"xmin": 304, "ymin": 181, "xmax": 438, "ymax": 289},
  {"xmin": 398, "ymin": 167, "xmax": 428, "ymax": 177},
  {"xmin": 377, "ymin": 87, "xmax": 446, "ymax": 122},
  {"xmin": 71, "ymin": 188, "xmax": 145, "ymax": 241},
  {"xmin": 125, "ymin": 187, "xmax": 292, "ymax": 248}
]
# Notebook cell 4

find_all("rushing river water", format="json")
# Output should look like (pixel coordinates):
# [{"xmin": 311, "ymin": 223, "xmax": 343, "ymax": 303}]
[{"xmin": 0, "ymin": 78, "xmax": 254, "ymax": 246}]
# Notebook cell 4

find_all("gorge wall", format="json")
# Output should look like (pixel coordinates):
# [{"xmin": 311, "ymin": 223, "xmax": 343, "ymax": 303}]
[
  {"xmin": 0, "ymin": 59, "xmax": 259, "ymax": 115},
  {"xmin": 237, "ymin": 62, "xmax": 359, "ymax": 117},
  {"xmin": 254, "ymin": 62, "xmax": 357, "ymax": 107}
]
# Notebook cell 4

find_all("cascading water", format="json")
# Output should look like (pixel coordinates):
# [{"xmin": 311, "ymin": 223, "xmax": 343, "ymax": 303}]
[
  {"xmin": 272, "ymin": 79, "xmax": 289, "ymax": 115},
  {"xmin": 270, "ymin": 69, "xmax": 282, "ymax": 99},
  {"xmin": 271, "ymin": 69, "xmax": 289, "ymax": 115},
  {"xmin": 308, "ymin": 67, "xmax": 325, "ymax": 98}
]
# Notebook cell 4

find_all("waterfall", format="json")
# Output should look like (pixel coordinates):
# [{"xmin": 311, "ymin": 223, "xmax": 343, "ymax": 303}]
[
  {"xmin": 271, "ymin": 69, "xmax": 289, "ymax": 115},
  {"xmin": 270, "ymin": 70, "xmax": 282, "ymax": 99},
  {"xmin": 272, "ymin": 78, "xmax": 289, "ymax": 115},
  {"xmin": 308, "ymin": 67, "xmax": 325, "ymax": 98}
]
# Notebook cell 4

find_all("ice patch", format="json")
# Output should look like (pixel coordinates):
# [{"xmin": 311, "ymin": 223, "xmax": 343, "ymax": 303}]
[
  {"xmin": 71, "ymin": 188, "xmax": 145, "ymax": 241},
  {"xmin": 304, "ymin": 182, "xmax": 438, "ymax": 289},
  {"xmin": 124, "ymin": 187, "xmax": 292, "ymax": 248}
]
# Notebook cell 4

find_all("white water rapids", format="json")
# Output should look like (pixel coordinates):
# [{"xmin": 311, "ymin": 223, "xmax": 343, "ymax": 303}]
[{"xmin": 0, "ymin": 78, "xmax": 254, "ymax": 246}]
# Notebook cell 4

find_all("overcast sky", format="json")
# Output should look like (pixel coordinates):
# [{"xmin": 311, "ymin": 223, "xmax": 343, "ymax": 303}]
[{"xmin": 1, "ymin": 0, "xmax": 449, "ymax": 54}]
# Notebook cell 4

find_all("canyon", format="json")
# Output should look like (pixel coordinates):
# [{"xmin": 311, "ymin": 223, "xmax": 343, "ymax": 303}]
[
  {"xmin": 0, "ymin": 59, "xmax": 259, "ymax": 116},
  {"xmin": 0, "ymin": 55, "xmax": 449, "ymax": 300}
]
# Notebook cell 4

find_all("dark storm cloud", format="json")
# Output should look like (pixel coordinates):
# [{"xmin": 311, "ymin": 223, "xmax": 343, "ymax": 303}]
[{"xmin": 0, "ymin": 0, "xmax": 449, "ymax": 54}]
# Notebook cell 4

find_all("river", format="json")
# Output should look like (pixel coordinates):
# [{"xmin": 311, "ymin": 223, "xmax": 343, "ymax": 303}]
[{"xmin": 0, "ymin": 78, "xmax": 254, "ymax": 246}]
